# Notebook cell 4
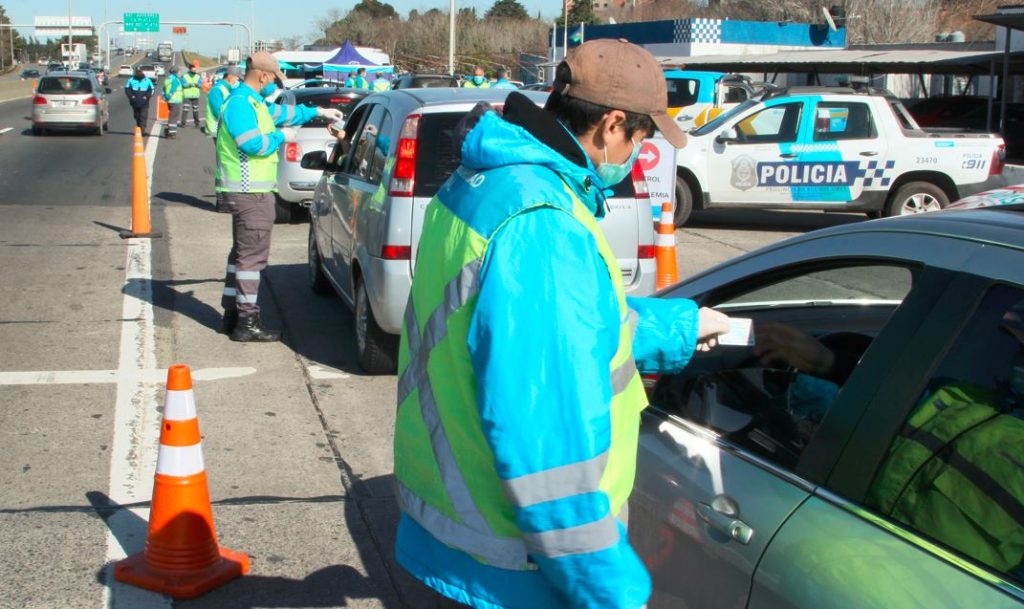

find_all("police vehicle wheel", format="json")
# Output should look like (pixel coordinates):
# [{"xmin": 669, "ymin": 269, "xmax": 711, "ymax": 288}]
[
  {"xmin": 355, "ymin": 280, "xmax": 397, "ymax": 375},
  {"xmin": 674, "ymin": 177, "xmax": 694, "ymax": 227},
  {"xmin": 886, "ymin": 181, "xmax": 948, "ymax": 217},
  {"xmin": 308, "ymin": 224, "xmax": 332, "ymax": 295},
  {"xmin": 273, "ymin": 194, "xmax": 293, "ymax": 224}
]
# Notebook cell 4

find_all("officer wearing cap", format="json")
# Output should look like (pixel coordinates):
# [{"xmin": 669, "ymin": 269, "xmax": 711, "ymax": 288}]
[
  {"xmin": 392, "ymin": 39, "xmax": 730, "ymax": 609},
  {"xmin": 216, "ymin": 52, "xmax": 343, "ymax": 341},
  {"xmin": 206, "ymin": 65, "xmax": 241, "ymax": 212},
  {"xmin": 162, "ymin": 66, "xmax": 184, "ymax": 138},
  {"xmin": 181, "ymin": 61, "xmax": 203, "ymax": 128},
  {"xmin": 125, "ymin": 67, "xmax": 155, "ymax": 133}
]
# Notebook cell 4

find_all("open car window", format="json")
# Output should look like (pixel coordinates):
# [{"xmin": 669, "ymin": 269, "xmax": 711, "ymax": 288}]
[{"xmin": 652, "ymin": 263, "xmax": 915, "ymax": 472}]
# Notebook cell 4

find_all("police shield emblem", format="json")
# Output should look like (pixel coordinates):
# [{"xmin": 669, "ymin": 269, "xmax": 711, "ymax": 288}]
[{"xmin": 731, "ymin": 155, "xmax": 757, "ymax": 191}]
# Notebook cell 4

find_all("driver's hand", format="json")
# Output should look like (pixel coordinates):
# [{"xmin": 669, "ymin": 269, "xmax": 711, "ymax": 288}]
[
  {"xmin": 753, "ymin": 323, "xmax": 835, "ymax": 376},
  {"xmin": 696, "ymin": 307, "xmax": 730, "ymax": 352}
]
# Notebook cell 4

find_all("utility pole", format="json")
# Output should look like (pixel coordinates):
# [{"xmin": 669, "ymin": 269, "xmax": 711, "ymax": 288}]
[{"xmin": 68, "ymin": 0, "xmax": 73, "ymax": 53}]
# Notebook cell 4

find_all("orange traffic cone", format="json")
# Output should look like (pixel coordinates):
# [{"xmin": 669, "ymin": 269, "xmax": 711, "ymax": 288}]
[
  {"xmin": 119, "ymin": 127, "xmax": 162, "ymax": 239},
  {"xmin": 157, "ymin": 97, "xmax": 169, "ymax": 121},
  {"xmin": 114, "ymin": 364, "xmax": 249, "ymax": 599},
  {"xmin": 655, "ymin": 202, "xmax": 680, "ymax": 290}
]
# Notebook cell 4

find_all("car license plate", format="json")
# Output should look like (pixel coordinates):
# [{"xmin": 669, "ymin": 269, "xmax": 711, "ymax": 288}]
[{"xmin": 56, "ymin": 100, "xmax": 75, "ymax": 107}]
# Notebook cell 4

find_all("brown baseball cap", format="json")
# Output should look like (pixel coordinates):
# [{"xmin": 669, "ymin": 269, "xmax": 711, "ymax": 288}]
[
  {"xmin": 247, "ymin": 51, "xmax": 285, "ymax": 82},
  {"xmin": 558, "ymin": 39, "xmax": 686, "ymax": 148}
]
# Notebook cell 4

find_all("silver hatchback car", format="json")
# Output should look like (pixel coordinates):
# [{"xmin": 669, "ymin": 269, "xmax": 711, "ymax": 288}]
[
  {"xmin": 304, "ymin": 88, "xmax": 657, "ymax": 373},
  {"xmin": 32, "ymin": 71, "xmax": 110, "ymax": 136}
]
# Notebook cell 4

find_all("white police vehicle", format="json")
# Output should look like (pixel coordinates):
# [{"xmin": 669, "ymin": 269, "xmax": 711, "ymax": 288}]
[{"xmin": 672, "ymin": 86, "xmax": 1007, "ymax": 225}]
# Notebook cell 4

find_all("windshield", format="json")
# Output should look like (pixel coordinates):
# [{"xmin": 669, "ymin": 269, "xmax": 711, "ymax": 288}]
[{"xmin": 691, "ymin": 99, "xmax": 759, "ymax": 136}]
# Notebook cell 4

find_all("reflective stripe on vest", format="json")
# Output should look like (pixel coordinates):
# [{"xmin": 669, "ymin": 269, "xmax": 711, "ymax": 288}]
[
  {"xmin": 215, "ymin": 95, "xmax": 278, "ymax": 193},
  {"xmin": 394, "ymin": 178, "xmax": 646, "ymax": 570},
  {"xmin": 869, "ymin": 382, "xmax": 1024, "ymax": 571}
]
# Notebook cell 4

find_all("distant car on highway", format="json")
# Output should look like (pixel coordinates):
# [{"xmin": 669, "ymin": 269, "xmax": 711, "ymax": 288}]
[
  {"xmin": 154, "ymin": 64, "xmax": 166, "ymax": 77},
  {"xmin": 118, "ymin": 64, "xmax": 133, "ymax": 77},
  {"xmin": 46, "ymin": 62, "xmax": 63, "ymax": 73},
  {"xmin": 389, "ymin": 73, "xmax": 459, "ymax": 89},
  {"xmin": 632, "ymin": 204, "xmax": 1024, "ymax": 609},
  {"xmin": 32, "ymin": 71, "xmax": 111, "ymax": 136},
  {"xmin": 271, "ymin": 86, "xmax": 369, "ymax": 222},
  {"xmin": 304, "ymin": 89, "xmax": 656, "ymax": 373},
  {"xmin": 138, "ymin": 64, "xmax": 157, "ymax": 80},
  {"xmin": 20, "ymin": 68, "xmax": 39, "ymax": 79}
]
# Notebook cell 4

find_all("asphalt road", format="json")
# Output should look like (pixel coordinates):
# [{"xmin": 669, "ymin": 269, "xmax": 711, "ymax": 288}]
[{"xmin": 0, "ymin": 79, "xmax": 861, "ymax": 609}]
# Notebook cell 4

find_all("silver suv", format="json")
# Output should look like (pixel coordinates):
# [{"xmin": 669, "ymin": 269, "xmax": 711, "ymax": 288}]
[
  {"xmin": 32, "ymin": 71, "xmax": 110, "ymax": 136},
  {"xmin": 304, "ymin": 89, "xmax": 656, "ymax": 373}
]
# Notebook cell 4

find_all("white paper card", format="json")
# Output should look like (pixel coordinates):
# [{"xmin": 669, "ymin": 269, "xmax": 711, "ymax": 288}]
[{"xmin": 718, "ymin": 317, "xmax": 754, "ymax": 346}]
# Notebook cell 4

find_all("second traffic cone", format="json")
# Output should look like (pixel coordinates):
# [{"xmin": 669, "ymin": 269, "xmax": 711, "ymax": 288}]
[
  {"xmin": 655, "ymin": 201, "xmax": 680, "ymax": 290},
  {"xmin": 120, "ymin": 127, "xmax": 162, "ymax": 239},
  {"xmin": 157, "ymin": 96, "xmax": 169, "ymax": 121},
  {"xmin": 114, "ymin": 364, "xmax": 250, "ymax": 599}
]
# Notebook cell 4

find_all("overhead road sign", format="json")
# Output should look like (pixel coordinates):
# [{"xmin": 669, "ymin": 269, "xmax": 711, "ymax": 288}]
[
  {"xmin": 173, "ymin": 27, "xmax": 187, "ymax": 35},
  {"xmin": 124, "ymin": 13, "xmax": 160, "ymax": 33},
  {"xmin": 35, "ymin": 16, "xmax": 93, "ymax": 37}
]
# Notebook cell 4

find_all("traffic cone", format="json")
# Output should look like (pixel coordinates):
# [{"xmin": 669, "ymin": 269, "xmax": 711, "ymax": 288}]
[
  {"xmin": 119, "ymin": 127, "xmax": 162, "ymax": 239},
  {"xmin": 114, "ymin": 364, "xmax": 250, "ymax": 599},
  {"xmin": 655, "ymin": 202, "xmax": 680, "ymax": 290},
  {"xmin": 157, "ymin": 97, "xmax": 169, "ymax": 121}
]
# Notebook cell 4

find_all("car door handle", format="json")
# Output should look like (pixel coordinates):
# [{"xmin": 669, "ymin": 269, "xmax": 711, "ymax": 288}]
[
  {"xmin": 860, "ymin": 150, "xmax": 879, "ymax": 157},
  {"xmin": 779, "ymin": 152, "xmax": 797, "ymax": 159},
  {"xmin": 697, "ymin": 500, "xmax": 754, "ymax": 545}
]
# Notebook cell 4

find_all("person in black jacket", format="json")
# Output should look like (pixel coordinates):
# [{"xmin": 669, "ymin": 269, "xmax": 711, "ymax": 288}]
[{"xmin": 125, "ymin": 68, "xmax": 155, "ymax": 134}]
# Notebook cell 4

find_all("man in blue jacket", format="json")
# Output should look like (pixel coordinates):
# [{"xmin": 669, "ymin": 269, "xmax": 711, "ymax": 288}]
[
  {"xmin": 393, "ymin": 39, "xmax": 730, "ymax": 609},
  {"xmin": 125, "ymin": 68, "xmax": 154, "ymax": 133}
]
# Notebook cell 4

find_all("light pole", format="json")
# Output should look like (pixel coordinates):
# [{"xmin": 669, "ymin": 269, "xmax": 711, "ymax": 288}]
[
  {"xmin": 448, "ymin": 0, "xmax": 455, "ymax": 76},
  {"xmin": 68, "ymin": 0, "xmax": 73, "ymax": 55}
]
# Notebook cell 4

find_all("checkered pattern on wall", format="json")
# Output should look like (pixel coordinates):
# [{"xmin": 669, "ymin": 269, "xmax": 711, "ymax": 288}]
[{"xmin": 673, "ymin": 18, "xmax": 723, "ymax": 44}]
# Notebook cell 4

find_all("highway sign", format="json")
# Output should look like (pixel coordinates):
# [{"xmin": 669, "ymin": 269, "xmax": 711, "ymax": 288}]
[
  {"xmin": 35, "ymin": 16, "xmax": 93, "ymax": 37},
  {"xmin": 124, "ymin": 12, "xmax": 160, "ymax": 33}
]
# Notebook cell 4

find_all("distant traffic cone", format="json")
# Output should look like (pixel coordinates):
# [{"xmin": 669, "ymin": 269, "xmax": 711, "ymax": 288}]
[
  {"xmin": 655, "ymin": 202, "xmax": 680, "ymax": 290},
  {"xmin": 157, "ymin": 96, "xmax": 169, "ymax": 121},
  {"xmin": 119, "ymin": 127, "xmax": 162, "ymax": 239},
  {"xmin": 114, "ymin": 364, "xmax": 250, "ymax": 599}
]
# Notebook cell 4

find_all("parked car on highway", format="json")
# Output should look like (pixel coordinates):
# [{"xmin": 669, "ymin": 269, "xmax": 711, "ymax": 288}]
[
  {"xmin": 138, "ymin": 64, "xmax": 157, "ymax": 80},
  {"xmin": 303, "ymin": 88, "xmax": 656, "ymax": 373},
  {"xmin": 20, "ymin": 68, "xmax": 39, "ymax": 79},
  {"xmin": 117, "ymin": 64, "xmax": 133, "ymax": 77},
  {"xmin": 389, "ymin": 73, "xmax": 459, "ymax": 89},
  {"xmin": 32, "ymin": 71, "xmax": 111, "ymax": 136},
  {"xmin": 272, "ymin": 86, "xmax": 369, "ymax": 222},
  {"xmin": 672, "ymin": 85, "xmax": 1007, "ymax": 226},
  {"xmin": 632, "ymin": 205, "xmax": 1024, "ymax": 609}
]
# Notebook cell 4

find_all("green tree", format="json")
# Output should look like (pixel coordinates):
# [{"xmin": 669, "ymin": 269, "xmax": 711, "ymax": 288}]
[
  {"xmin": 486, "ymin": 0, "xmax": 530, "ymax": 20},
  {"xmin": 563, "ymin": 0, "xmax": 597, "ymax": 25},
  {"xmin": 351, "ymin": 0, "xmax": 398, "ymax": 19}
]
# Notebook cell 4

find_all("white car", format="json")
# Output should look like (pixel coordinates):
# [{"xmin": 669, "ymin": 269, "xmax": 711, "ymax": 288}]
[
  {"xmin": 138, "ymin": 64, "xmax": 157, "ymax": 80},
  {"xmin": 118, "ymin": 64, "xmax": 133, "ymax": 77},
  {"xmin": 154, "ymin": 64, "xmax": 166, "ymax": 77}
]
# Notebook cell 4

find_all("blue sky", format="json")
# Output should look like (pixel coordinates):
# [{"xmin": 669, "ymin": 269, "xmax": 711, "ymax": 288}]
[{"xmin": 6, "ymin": 0, "xmax": 561, "ymax": 56}]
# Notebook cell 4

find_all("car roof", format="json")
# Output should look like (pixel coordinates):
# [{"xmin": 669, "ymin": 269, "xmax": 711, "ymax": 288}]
[
  {"xmin": 382, "ymin": 88, "xmax": 547, "ymax": 107},
  {"xmin": 41, "ymin": 70, "xmax": 92, "ymax": 78},
  {"xmin": 291, "ymin": 86, "xmax": 367, "ymax": 99}
]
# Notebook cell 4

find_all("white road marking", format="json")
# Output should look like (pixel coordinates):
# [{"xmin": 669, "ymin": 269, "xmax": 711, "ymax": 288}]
[
  {"xmin": 0, "ymin": 367, "xmax": 256, "ymax": 386},
  {"xmin": 306, "ymin": 364, "xmax": 351, "ymax": 380},
  {"xmin": 103, "ymin": 121, "xmax": 170, "ymax": 609},
  {"xmin": 0, "ymin": 127, "xmax": 12, "ymax": 135}
]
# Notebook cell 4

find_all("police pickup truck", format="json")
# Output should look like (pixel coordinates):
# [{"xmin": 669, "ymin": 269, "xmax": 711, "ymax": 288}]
[{"xmin": 672, "ymin": 86, "xmax": 1007, "ymax": 226}]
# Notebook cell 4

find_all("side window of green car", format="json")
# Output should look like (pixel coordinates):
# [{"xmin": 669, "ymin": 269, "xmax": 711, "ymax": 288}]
[{"xmin": 864, "ymin": 284, "xmax": 1024, "ymax": 581}]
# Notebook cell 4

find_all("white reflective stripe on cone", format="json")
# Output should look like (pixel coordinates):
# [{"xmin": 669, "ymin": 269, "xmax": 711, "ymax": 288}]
[
  {"xmin": 655, "ymin": 234, "xmax": 676, "ymax": 247},
  {"xmin": 163, "ymin": 389, "xmax": 197, "ymax": 421},
  {"xmin": 156, "ymin": 442, "xmax": 205, "ymax": 477}
]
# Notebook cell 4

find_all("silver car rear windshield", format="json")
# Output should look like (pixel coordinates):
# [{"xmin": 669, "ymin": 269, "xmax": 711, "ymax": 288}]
[{"xmin": 38, "ymin": 77, "xmax": 92, "ymax": 94}]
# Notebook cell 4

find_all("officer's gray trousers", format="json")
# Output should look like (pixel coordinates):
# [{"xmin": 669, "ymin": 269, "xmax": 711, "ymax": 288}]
[
  {"xmin": 221, "ymin": 192, "xmax": 275, "ymax": 317},
  {"xmin": 182, "ymin": 98, "xmax": 200, "ymax": 126},
  {"xmin": 167, "ymin": 102, "xmax": 181, "ymax": 132}
]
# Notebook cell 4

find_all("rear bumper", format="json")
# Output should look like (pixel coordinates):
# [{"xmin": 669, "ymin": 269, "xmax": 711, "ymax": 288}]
[
  {"xmin": 364, "ymin": 255, "xmax": 411, "ymax": 336},
  {"xmin": 627, "ymin": 259, "xmax": 657, "ymax": 297},
  {"xmin": 32, "ymin": 110, "xmax": 101, "ymax": 127}
]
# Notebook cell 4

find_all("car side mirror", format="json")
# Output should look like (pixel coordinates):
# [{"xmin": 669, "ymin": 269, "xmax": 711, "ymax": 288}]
[
  {"xmin": 301, "ymin": 150, "xmax": 327, "ymax": 171},
  {"xmin": 716, "ymin": 127, "xmax": 740, "ymax": 144}
]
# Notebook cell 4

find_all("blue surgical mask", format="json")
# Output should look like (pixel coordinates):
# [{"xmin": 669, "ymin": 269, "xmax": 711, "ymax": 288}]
[
  {"xmin": 595, "ymin": 137, "xmax": 640, "ymax": 187},
  {"xmin": 472, "ymin": 75, "xmax": 485, "ymax": 85},
  {"xmin": 260, "ymin": 82, "xmax": 278, "ymax": 98}
]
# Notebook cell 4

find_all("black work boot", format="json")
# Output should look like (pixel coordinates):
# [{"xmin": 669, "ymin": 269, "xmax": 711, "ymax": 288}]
[
  {"xmin": 220, "ymin": 310, "xmax": 238, "ymax": 335},
  {"xmin": 230, "ymin": 314, "xmax": 281, "ymax": 342}
]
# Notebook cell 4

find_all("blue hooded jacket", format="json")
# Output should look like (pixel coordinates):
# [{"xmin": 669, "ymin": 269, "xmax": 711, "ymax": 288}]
[{"xmin": 394, "ymin": 95, "xmax": 701, "ymax": 609}]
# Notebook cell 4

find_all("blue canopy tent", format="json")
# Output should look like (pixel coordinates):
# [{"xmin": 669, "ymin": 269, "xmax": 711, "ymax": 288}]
[{"xmin": 322, "ymin": 41, "xmax": 394, "ymax": 82}]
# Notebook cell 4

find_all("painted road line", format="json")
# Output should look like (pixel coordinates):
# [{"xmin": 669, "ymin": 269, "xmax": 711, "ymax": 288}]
[
  {"xmin": 306, "ymin": 364, "xmax": 351, "ymax": 380},
  {"xmin": 103, "ymin": 124, "xmax": 169, "ymax": 609},
  {"xmin": 0, "ymin": 367, "xmax": 256, "ymax": 386},
  {"xmin": 0, "ymin": 127, "xmax": 12, "ymax": 135}
]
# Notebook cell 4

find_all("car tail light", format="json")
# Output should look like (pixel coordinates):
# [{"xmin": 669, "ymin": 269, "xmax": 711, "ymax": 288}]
[
  {"xmin": 81, "ymin": 96, "xmax": 98, "ymax": 105},
  {"xmin": 631, "ymin": 160, "xmax": 650, "ymax": 201},
  {"xmin": 637, "ymin": 245, "xmax": 656, "ymax": 259},
  {"xmin": 285, "ymin": 142, "xmax": 302, "ymax": 162},
  {"xmin": 991, "ymin": 143, "xmax": 1005, "ymax": 176},
  {"xmin": 381, "ymin": 245, "xmax": 411, "ymax": 260},
  {"xmin": 389, "ymin": 114, "xmax": 420, "ymax": 196},
  {"xmin": 33, "ymin": 95, "xmax": 47, "ymax": 105}
]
